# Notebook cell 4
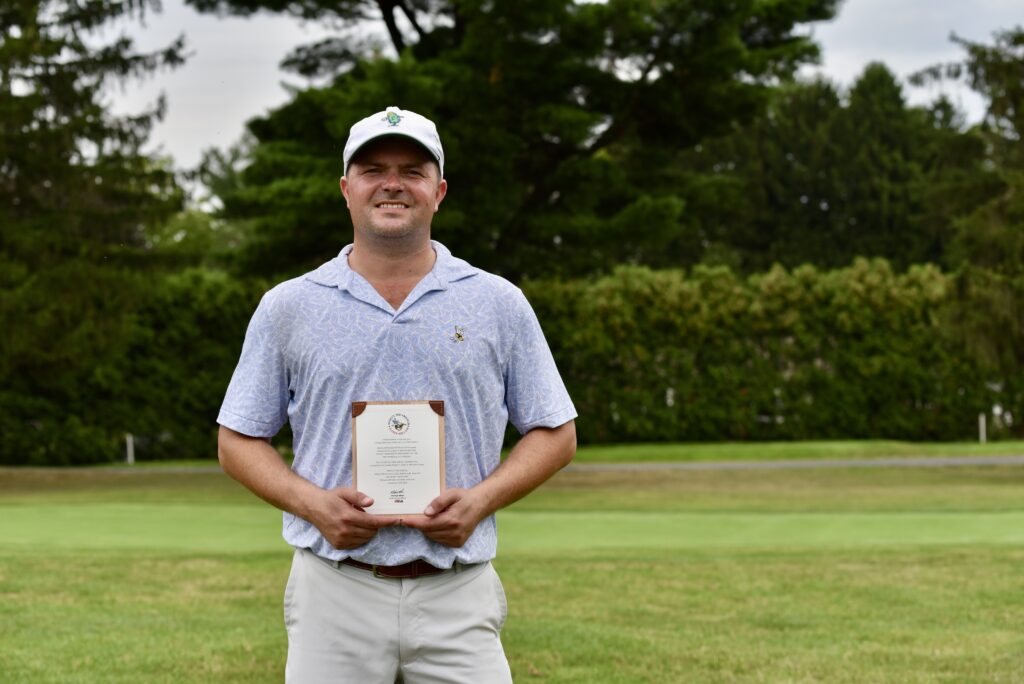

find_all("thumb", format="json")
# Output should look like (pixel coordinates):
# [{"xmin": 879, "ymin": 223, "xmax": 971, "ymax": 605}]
[
  {"xmin": 336, "ymin": 487, "xmax": 373, "ymax": 508},
  {"xmin": 424, "ymin": 489, "xmax": 461, "ymax": 516}
]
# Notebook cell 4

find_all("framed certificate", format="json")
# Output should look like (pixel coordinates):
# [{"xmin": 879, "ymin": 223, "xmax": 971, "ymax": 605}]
[{"xmin": 352, "ymin": 400, "xmax": 445, "ymax": 515}]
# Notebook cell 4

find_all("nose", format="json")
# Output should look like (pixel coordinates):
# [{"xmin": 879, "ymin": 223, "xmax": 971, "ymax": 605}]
[{"xmin": 382, "ymin": 170, "xmax": 402, "ymax": 191}]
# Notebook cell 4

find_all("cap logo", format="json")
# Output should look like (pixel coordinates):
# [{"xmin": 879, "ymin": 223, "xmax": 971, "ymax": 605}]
[{"xmin": 384, "ymin": 111, "xmax": 402, "ymax": 126}]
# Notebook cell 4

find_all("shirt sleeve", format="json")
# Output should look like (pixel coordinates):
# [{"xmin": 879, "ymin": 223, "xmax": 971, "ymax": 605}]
[
  {"xmin": 217, "ymin": 293, "xmax": 290, "ymax": 438},
  {"xmin": 505, "ymin": 290, "xmax": 577, "ymax": 434}
]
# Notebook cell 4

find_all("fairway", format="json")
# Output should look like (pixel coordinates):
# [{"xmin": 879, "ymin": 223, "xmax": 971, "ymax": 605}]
[
  {"xmin": 2, "ymin": 464, "xmax": 1024, "ymax": 682},
  {"xmin": 571, "ymin": 439, "xmax": 1024, "ymax": 463},
  {"xmin": 5, "ymin": 504, "xmax": 1024, "ymax": 553}
]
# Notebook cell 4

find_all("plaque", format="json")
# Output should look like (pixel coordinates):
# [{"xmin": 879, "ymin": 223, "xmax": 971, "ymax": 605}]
[{"xmin": 352, "ymin": 400, "xmax": 445, "ymax": 515}]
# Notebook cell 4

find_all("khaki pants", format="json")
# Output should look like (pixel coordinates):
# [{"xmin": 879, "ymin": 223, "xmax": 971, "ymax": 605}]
[{"xmin": 284, "ymin": 548, "xmax": 513, "ymax": 683}]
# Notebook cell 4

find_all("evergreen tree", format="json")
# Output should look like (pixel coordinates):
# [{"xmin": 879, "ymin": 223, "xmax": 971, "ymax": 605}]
[
  {"xmin": 924, "ymin": 28, "xmax": 1024, "ymax": 276},
  {"xmin": 682, "ymin": 64, "xmax": 1000, "ymax": 272},
  {"xmin": 0, "ymin": 0, "xmax": 186, "ymax": 463},
  {"xmin": 187, "ymin": 0, "xmax": 839, "ymax": 280},
  {"xmin": 914, "ymin": 28, "xmax": 1024, "ymax": 382}
]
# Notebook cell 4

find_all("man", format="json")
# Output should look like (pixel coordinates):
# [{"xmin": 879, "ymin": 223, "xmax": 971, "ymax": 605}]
[{"xmin": 217, "ymin": 106, "xmax": 577, "ymax": 683}]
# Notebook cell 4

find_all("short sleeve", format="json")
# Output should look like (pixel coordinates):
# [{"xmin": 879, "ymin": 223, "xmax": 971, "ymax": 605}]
[
  {"xmin": 505, "ymin": 290, "xmax": 577, "ymax": 434},
  {"xmin": 217, "ymin": 294, "xmax": 290, "ymax": 438}
]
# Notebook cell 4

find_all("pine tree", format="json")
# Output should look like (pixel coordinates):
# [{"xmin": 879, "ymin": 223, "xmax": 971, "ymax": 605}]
[
  {"xmin": 186, "ymin": 0, "xmax": 840, "ymax": 280},
  {"xmin": 913, "ymin": 28, "xmax": 1024, "ymax": 432},
  {"xmin": 681, "ymin": 64, "xmax": 1000, "ymax": 272},
  {"xmin": 0, "ymin": 0, "xmax": 186, "ymax": 463}
]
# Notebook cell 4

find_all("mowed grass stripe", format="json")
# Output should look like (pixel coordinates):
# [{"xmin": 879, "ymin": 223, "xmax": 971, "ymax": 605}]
[
  {"xmin": 0, "ymin": 504, "xmax": 285, "ymax": 553},
  {"xmin": 499, "ymin": 510, "xmax": 1024, "ymax": 549},
  {"xmin": 4, "ymin": 503, "xmax": 1024, "ymax": 553}
]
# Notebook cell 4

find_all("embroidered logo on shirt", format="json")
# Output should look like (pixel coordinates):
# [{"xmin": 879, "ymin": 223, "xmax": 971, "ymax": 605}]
[
  {"xmin": 449, "ymin": 325, "xmax": 466, "ymax": 343},
  {"xmin": 388, "ymin": 413, "xmax": 410, "ymax": 435}
]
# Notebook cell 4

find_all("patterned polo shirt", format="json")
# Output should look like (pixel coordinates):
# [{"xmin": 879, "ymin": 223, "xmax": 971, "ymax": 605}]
[{"xmin": 217, "ymin": 241, "xmax": 577, "ymax": 566}]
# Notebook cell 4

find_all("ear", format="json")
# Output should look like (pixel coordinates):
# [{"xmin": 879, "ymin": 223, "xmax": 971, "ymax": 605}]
[
  {"xmin": 434, "ymin": 178, "xmax": 448, "ymax": 212},
  {"xmin": 339, "ymin": 176, "xmax": 350, "ymax": 208}
]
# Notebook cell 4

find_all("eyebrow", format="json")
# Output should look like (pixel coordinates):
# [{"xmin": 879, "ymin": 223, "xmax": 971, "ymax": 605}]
[{"xmin": 354, "ymin": 158, "xmax": 430, "ymax": 169}]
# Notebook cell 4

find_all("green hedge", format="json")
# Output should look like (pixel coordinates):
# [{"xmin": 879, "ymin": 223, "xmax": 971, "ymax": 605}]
[
  {"xmin": 524, "ymin": 259, "xmax": 1019, "ymax": 443},
  {"xmin": 3, "ymin": 259, "xmax": 1019, "ymax": 464},
  {"xmin": 0, "ymin": 262, "xmax": 152, "ymax": 465},
  {"xmin": 0, "ymin": 267, "xmax": 265, "ymax": 465},
  {"xmin": 118, "ymin": 269, "xmax": 268, "ymax": 461}
]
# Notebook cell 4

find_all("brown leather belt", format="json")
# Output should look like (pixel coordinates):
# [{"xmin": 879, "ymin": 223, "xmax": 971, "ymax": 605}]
[{"xmin": 342, "ymin": 557, "xmax": 448, "ymax": 579}]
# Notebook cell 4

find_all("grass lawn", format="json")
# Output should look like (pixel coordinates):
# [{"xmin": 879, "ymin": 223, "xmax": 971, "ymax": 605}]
[
  {"xmin": 86, "ymin": 439, "xmax": 1024, "ymax": 469},
  {"xmin": 571, "ymin": 439, "xmax": 1024, "ymax": 463},
  {"xmin": 1, "ymin": 463, "xmax": 1023, "ymax": 682}
]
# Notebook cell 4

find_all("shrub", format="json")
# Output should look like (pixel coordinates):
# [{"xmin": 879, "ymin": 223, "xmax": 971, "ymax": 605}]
[{"xmin": 525, "ymin": 259, "xmax": 1012, "ymax": 443}]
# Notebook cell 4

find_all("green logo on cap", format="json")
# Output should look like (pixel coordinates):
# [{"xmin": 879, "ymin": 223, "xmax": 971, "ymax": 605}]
[{"xmin": 385, "ymin": 111, "xmax": 402, "ymax": 126}]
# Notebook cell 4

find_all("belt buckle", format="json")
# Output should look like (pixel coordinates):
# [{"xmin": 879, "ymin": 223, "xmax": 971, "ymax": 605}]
[{"xmin": 372, "ymin": 563, "xmax": 416, "ymax": 579}]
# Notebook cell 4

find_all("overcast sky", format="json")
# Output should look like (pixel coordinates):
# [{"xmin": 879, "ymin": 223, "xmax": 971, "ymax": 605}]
[{"xmin": 107, "ymin": 0, "xmax": 1022, "ymax": 169}]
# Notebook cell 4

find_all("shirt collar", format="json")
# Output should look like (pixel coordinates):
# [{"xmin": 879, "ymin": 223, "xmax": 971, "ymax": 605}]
[{"xmin": 304, "ymin": 239, "xmax": 478, "ymax": 291}]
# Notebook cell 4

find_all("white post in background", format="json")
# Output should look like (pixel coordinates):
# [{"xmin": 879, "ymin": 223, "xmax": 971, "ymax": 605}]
[
  {"xmin": 125, "ymin": 433, "xmax": 135, "ymax": 465},
  {"xmin": 978, "ymin": 413, "xmax": 987, "ymax": 444}
]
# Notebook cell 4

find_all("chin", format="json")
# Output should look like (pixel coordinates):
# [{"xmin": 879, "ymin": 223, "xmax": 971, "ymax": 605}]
[{"xmin": 361, "ymin": 223, "xmax": 422, "ymax": 241}]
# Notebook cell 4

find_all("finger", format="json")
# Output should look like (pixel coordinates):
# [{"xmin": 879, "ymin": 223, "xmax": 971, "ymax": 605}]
[
  {"xmin": 424, "ymin": 489, "xmax": 462, "ymax": 516},
  {"xmin": 329, "ymin": 531, "xmax": 373, "ymax": 549},
  {"xmin": 397, "ymin": 515, "xmax": 429, "ymax": 530},
  {"xmin": 342, "ymin": 511, "xmax": 394, "ymax": 531},
  {"xmin": 366, "ymin": 514, "xmax": 403, "ymax": 529},
  {"xmin": 424, "ymin": 532, "xmax": 462, "ymax": 548},
  {"xmin": 337, "ymin": 533, "xmax": 372, "ymax": 548},
  {"xmin": 335, "ymin": 487, "xmax": 374, "ymax": 509}
]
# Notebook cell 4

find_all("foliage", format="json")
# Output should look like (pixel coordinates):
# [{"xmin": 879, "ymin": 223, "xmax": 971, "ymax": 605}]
[
  {"xmin": 188, "ymin": 0, "xmax": 839, "ymax": 280},
  {"xmin": 679, "ymin": 64, "xmax": 1002, "ymax": 272},
  {"xmin": 0, "ymin": 0, "xmax": 185, "ymax": 464},
  {"xmin": 525, "ymin": 259, "xmax": 1017, "ymax": 443},
  {"xmin": 6, "ymin": 5, "xmax": 1024, "ymax": 464},
  {"xmin": 914, "ymin": 28, "xmax": 1024, "ymax": 378},
  {"xmin": 118, "ymin": 268, "xmax": 268, "ymax": 461},
  {"xmin": 6, "ymin": 254, "xmax": 1021, "ymax": 464}
]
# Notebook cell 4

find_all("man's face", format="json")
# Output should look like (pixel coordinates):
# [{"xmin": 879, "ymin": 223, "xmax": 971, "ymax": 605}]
[{"xmin": 340, "ymin": 137, "xmax": 447, "ymax": 242}]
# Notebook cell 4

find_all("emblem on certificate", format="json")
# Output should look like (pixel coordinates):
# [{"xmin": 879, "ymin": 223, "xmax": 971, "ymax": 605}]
[{"xmin": 352, "ymin": 400, "xmax": 445, "ymax": 515}]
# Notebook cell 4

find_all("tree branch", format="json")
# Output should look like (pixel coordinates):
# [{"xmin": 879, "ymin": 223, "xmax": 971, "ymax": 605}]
[
  {"xmin": 451, "ymin": 2, "xmax": 465, "ymax": 45},
  {"xmin": 376, "ymin": 0, "xmax": 406, "ymax": 54}
]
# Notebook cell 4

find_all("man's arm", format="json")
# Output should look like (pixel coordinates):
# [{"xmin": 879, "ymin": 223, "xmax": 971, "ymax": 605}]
[
  {"xmin": 400, "ymin": 420, "xmax": 576, "ymax": 547},
  {"xmin": 218, "ymin": 426, "xmax": 395, "ymax": 549}
]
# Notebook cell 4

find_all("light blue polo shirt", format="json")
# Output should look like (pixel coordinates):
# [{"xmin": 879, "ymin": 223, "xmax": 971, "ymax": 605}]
[{"xmin": 218, "ymin": 241, "xmax": 576, "ymax": 566}]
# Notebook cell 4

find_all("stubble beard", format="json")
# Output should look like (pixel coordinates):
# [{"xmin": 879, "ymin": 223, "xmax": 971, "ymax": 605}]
[
  {"xmin": 360, "ymin": 212, "xmax": 423, "ymax": 241},
  {"xmin": 355, "ymin": 205, "xmax": 430, "ymax": 252}
]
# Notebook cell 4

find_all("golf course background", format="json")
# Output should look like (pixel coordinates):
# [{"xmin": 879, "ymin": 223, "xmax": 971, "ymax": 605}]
[{"xmin": 3, "ymin": 442, "xmax": 1023, "ymax": 683}]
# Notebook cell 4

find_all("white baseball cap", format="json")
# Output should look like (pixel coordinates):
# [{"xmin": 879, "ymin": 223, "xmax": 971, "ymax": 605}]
[{"xmin": 343, "ymin": 106, "xmax": 445, "ymax": 177}]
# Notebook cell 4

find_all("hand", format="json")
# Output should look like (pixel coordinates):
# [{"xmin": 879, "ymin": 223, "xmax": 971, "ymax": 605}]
[
  {"xmin": 307, "ymin": 487, "xmax": 397, "ymax": 550},
  {"xmin": 400, "ymin": 488, "xmax": 489, "ymax": 548}
]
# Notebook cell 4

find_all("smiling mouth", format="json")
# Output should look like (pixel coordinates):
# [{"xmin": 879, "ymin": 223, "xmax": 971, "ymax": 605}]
[{"xmin": 376, "ymin": 202, "xmax": 408, "ymax": 209}]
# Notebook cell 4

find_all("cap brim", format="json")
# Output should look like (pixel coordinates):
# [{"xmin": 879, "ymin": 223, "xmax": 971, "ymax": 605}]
[{"xmin": 346, "ymin": 133, "xmax": 441, "ymax": 172}]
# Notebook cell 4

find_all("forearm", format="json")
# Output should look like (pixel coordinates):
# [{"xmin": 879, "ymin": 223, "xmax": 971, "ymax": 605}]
[
  {"xmin": 217, "ymin": 425, "xmax": 322, "ymax": 521},
  {"xmin": 473, "ymin": 420, "xmax": 577, "ymax": 516},
  {"xmin": 402, "ymin": 421, "xmax": 576, "ymax": 546}
]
